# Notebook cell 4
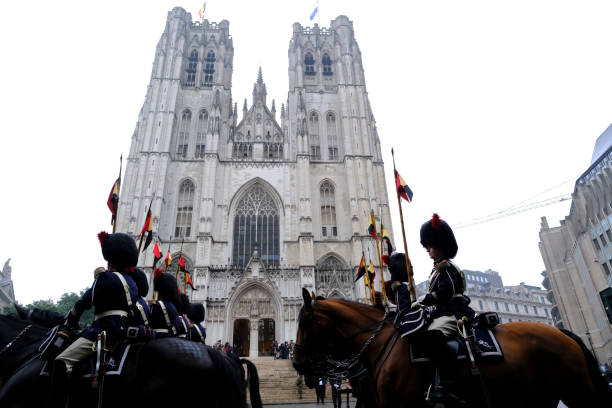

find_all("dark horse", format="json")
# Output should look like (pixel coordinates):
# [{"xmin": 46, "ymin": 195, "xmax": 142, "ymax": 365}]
[
  {"xmin": 0, "ymin": 314, "xmax": 262, "ymax": 408},
  {"xmin": 293, "ymin": 289, "xmax": 612, "ymax": 408}
]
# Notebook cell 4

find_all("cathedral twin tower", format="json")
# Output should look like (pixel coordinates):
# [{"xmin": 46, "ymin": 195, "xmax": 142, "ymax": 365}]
[{"xmin": 118, "ymin": 7, "xmax": 392, "ymax": 355}]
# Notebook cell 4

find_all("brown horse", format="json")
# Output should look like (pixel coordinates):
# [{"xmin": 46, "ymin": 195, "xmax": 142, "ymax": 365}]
[{"xmin": 293, "ymin": 289, "xmax": 612, "ymax": 408}]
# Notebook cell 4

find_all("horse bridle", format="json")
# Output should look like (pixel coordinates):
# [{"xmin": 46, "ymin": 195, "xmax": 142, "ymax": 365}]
[{"xmin": 0, "ymin": 324, "xmax": 33, "ymax": 356}]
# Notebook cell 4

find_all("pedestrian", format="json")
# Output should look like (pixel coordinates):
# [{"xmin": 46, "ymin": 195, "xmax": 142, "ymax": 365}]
[{"xmin": 315, "ymin": 376, "xmax": 326, "ymax": 404}]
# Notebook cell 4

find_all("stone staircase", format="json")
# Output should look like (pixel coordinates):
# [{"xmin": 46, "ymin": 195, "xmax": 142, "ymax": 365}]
[{"xmin": 248, "ymin": 356, "xmax": 324, "ymax": 404}]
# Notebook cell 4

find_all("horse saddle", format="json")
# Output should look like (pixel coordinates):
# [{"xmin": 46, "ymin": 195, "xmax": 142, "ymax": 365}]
[{"xmin": 410, "ymin": 325, "xmax": 503, "ymax": 364}]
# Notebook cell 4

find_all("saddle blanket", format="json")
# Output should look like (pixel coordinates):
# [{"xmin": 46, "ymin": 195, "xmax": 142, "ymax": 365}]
[
  {"xmin": 409, "ymin": 328, "xmax": 503, "ymax": 364},
  {"xmin": 40, "ymin": 342, "xmax": 132, "ymax": 377}
]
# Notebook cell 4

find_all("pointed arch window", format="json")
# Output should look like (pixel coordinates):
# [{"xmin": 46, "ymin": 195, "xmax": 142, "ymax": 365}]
[
  {"xmin": 177, "ymin": 110, "xmax": 191, "ymax": 158},
  {"xmin": 264, "ymin": 143, "xmax": 283, "ymax": 160},
  {"xmin": 196, "ymin": 110, "xmax": 208, "ymax": 158},
  {"xmin": 326, "ymin": 112, "xmax": 338, "ymax": 160},
  {"xmin": 320, "ymin": 181, "xmax": 337, "ymax": 237},
  {"xmin": 316, "ymin": 255, "xmax": 350, "ymax": 290},
  {"xmin": 322, "ymin": 54, "xmax": 333, "ymax": 76},
  {"xmin": 304, "ymin": 52, "xmax": 315, "ymax": 76},
  {"xmin": 309, "ymin": 112, "xmax": 320, "ymax": 160},
  {"xmin": 185, "ymin": 50, "xmax": 198, "ymax": 87},
  {"xmin": 175, "ymin": 179, "xmax": 195, "ymax": 238},
  {"xmin": 233, "ymin": 142, "xmax": 253, "ymax": 159},
  {"xmin": 203, "ymin": 51, "xmax": 215, "ymax": 87},
  {"xmin": 232, "ymin": 185, "xmax": 279, "ymax": 267}
]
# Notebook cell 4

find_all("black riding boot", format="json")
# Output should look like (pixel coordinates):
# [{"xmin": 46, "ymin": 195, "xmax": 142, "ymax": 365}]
[
  {"xmin": 419, "ymin": 330, "xmax": 455, "ymax": 405},
  {"xmin": 48, "ymin": 361, "xmax": 69, "ymax": 408}
]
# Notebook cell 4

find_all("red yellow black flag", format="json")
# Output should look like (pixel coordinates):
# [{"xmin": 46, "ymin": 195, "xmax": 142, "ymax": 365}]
[
  {"xmin": 354, "ymin": 255, "xmax": 367, "ymax": 282},
  {"xmin": 368, "ymin": 210, "xmax": 377, "ymax": 239},
  {"xmin": 107, "ymin": 177, "xmax": 120, "ymax": 225},
  {"xmin": 395, "ymin": 169, "xmax": 413, "ymax": 202},
  {"xmin": 152, "ymin": 241, "xmax": 162, "ymax": 268}
]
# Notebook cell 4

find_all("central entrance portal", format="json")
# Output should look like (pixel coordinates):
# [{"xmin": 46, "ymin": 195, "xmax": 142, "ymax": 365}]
[
  {"xmin": 258, "ymin": 318, "xmax": 275, "ymax": 356},
  {"xmin": 233, "ymin": 319, "xmax": 250, "ymax": 357}
]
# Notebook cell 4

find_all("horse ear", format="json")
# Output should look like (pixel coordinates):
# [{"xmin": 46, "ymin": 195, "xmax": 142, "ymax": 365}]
[
  {"xmin": 302, "ymin": 288, "xmax": 312, "ymax": 307},
  {"xmin": 311, "ymin": 291, "xmax": 316, "ymax": 300}
]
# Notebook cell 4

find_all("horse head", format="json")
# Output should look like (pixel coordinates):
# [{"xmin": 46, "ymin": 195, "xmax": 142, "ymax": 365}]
[{"xmin": 293, "ymin": 288, "xmax": 331, "ymax": 376}]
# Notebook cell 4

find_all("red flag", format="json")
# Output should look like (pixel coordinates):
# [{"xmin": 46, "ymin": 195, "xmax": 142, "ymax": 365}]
[
  {"xmin": 179, "ymin": 255, "xmax": 187, "ymax": 273},
  {"xmin": 395, "ymin": 170, "xmax": 413, "ymax": 202},
  {"xmin": 354, "ymin": 255, "xmax": 367, "ymax": 282},
  {"xmin": 185, "ymin": 271, "xmax": 197, "ymax": 290},
  {"xmin": 153, "ymin": 242, "xmax": 162, "ymax": 267},
  {"xmin": 164, "ymin": 252, "xmax": 172, "ymax": 268},
  {"xmin": 107, "ymin": 177, "xmax": 120, "ymax": 225},
  {"xmin": 139, "ymin": 209, "xmax": 153, "ymax": 252}
]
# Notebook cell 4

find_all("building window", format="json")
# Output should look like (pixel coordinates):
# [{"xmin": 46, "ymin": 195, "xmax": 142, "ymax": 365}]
[
  {"xmin": 600, "ymin": 233, "xmax": 608, "ymax": 246},
  {"xmin": 175, "ymin": 179, "xmax": 194, "ymax": 238},
  {"xmin": 603, "ymin": 262, "xmax": 611, "ymax": 277},
  {"xmin": 544, "ymin": 308, "xmax": 549, "ymax": 317},
  {"xmin": 320, "ymin": 181, "xmax": 337, "ymax": 237},
  {"xmin": 514, "ymin": 304, "xmax": 519, "ymax": 313},
  {"xmin": 606, "ymin": 229, "xmax": 612, "ymax": 243},
  {"xmin": 177, "ymin": 110, "xmax": 191, "ymax": 158},
  {"xmin": 316, "ymin": 256, "xmax": 349, "ymax": 289},
  {"xmin": 232, "ymin": 142, "xmax": 253, "ymax": 159},
  {"xmin": 478, "ymin": 300, "xmax": 484, "ymax": 310},
  {"xmin": 524, "ymin": 305, "xmax": 529, "ymax": 314},
  {"xmin": 504, "ymin": 303, "xmax": 509, "ymax": 312},
  {"xmin": 232, "ymin": 185, "xmax": 279, "ymax": 267},
  {"xmin": 593, "ymin": 238, "xmax": 601, "ymax": 251},
  {"xmin": 203, "ymin": 51, "xmax": 215, "ymax": 87},
  {"xmin": 533, "ymin": 306, "xmax": 538, "ymax": 314},
  {"xmin": 185, "ymin": 50, "xmax": 198, "ymax": 87},
  {"xmin": 195, "ymin": 110, "xmax": 208, "ymax": 158},
  {"xmin": 309, "ymin": 112, "xmax": 321, "ymax": 160},
  {"xmin": 322, "ymin": 53, "xmax": 332, "ymax": 76},
  {"xmin": 494, "ymin": 301, "xmax": 499, "ymax": 311},
  {"xmin": 304, "ymin": 52, "xmax": 315, "ymax": 76},
  {"xmin": 264, "ymin": 143, "xmax": 283, "ymax": 160},
  {"xmin": 326, "ymin": 112, "xmax": 338, "ymax": 160}
]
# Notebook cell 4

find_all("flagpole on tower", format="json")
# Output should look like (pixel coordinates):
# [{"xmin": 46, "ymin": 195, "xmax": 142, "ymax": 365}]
[{"xmin": 391, "ymin": 148, "xmax": 416, "ymax": 302}]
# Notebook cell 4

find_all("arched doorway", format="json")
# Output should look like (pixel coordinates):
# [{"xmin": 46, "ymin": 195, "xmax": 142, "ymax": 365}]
[
  {"xmin": 258, "ymin": 318, "xmax": 275, "ymax": 356},
  {"xmin": 233, "ymin": 319, "xmax": 250, "ymax": 357}
]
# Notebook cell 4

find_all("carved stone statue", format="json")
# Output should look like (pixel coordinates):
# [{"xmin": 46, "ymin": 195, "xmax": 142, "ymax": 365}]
[{"xmin": 2, "ymin": 258, "xmax": 11, "ymax": 279}]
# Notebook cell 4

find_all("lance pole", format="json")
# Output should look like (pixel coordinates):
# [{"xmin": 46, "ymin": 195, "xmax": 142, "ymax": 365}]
[
  {"xmin": 365, "ymin": 247, "xmax": 376, "ymax": 305},
  {"xmin": 370, "ymin": 210, "xmax": 387, "ymax": 303},
  {"xmin": 391, "ymin": 148, "xmax": 416, "ymax": 302},
  {"xmin": 358, "ymin": 239, "xmax": 369, "ymax": 304}
]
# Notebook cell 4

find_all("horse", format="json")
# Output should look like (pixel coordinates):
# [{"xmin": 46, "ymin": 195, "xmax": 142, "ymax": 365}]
[
  {"xmin": 293, "ymin": 288, "xmax": 612, "ymax": 408},
  {"xmin": 0, "ymin": 314, "xmax": 263, "ymax": 408}
]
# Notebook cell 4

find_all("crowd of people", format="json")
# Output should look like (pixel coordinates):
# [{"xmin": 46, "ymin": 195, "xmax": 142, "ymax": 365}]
[{"xmin": 271, "ymin": 340, "xmax": 295, "ymax": 359}]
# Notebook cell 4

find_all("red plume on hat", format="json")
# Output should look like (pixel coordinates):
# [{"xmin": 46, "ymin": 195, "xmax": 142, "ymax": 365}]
[
  {"xmin": 154, "ymin": 268, "xmax": 163, "ymax": 279},
  {"xmin": 420, "ymin": 213, "xmax": 458, "ymax": 259},
  {"xmin": 431, "ymin": 213, "xmax": 442, "ymax": 229},
  {"xmin": 98, "ymin": 231, "xmax": 109, "ymax": 246},
  {"xmin": 382, "ymin": 254, "xmax": 390, "ymax": 265}
]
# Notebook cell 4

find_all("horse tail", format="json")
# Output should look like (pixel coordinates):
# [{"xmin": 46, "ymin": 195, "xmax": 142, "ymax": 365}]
[
  {"xmin": 560, "ymin": 328, "xmax": 612, "ymax": 406},
  {"xmin": 240, "ymin": 359, "xmax": 262, "ymax": 408}
]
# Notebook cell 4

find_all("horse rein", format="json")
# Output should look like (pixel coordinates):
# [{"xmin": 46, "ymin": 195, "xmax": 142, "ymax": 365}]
[{"xmin": 0, "ymin": 324, "xmax": 32, "ymax": 356}]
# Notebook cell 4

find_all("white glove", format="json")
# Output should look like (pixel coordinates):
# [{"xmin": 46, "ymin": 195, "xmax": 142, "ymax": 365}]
[{"xmin": 410, "ymin": 301, "xmax": 422, "ymax": 310}]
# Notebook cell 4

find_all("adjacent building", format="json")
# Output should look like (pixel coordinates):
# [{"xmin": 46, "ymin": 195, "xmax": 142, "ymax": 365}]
[
  {"xmin": 117, "ymin": 8, "xmax": 393, "ymax": 356},
  {"xmin": 539, "ymin": 123, "xmax": 612, "ymax": 365},
  {"xmin": 416, "ymin": 268, "xmax": 554, "ymax": 325}
]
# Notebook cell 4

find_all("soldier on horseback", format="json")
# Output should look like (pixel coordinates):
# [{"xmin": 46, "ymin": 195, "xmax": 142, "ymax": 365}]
[
  {"xmin": 176, "ymin": 293, "xmax": 191, "ymax": 339},
  {"xmin": 50, "ymin": 231, "xmax": 140, "ymax": 407},
  {"xmin": 187, "ymin": 303, "xmax": 207, "ymax": 344},
  {"xmin": 150, "ymin": 269, "xmax": 180, "ymax": 337},
  {"xmin": 389, "ymin": 213, "xmax": 474, "ymax": 404}
]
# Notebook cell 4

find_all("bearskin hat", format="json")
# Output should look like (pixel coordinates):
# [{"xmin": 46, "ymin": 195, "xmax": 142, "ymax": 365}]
[
  {"xmin": 97, "ymin": 232, "xmax": 138, "ymax": 270},
  {"xmin": 178, "ymin": 293, "xmax": 190, "ymax": 315},
  {"xmin": 388, "ymin": 252, "xmax": 408, "ymax": 283},
  {"xmin": 132, "ymin": 268, "xmax": 149, "ymax": 297},
  {"xmin": 187, "ymin": 303, "xmax": 205, "ymax": 324},
  {"xmin": 419, "ymin": 213, "xmax": 458, "ymax": 259},
  {"xmin": 153, "ymin": 272, "xmax": 180, "ymax": 307}
]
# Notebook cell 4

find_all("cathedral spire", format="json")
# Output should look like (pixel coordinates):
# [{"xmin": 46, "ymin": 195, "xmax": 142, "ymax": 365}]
[
  {"xmin": 252, "ymin": 67, "xmax": 267, "ymax": 106},
  {"xmin": 271, "ymin": 99, "xmax": 276, "ymax": 116}
]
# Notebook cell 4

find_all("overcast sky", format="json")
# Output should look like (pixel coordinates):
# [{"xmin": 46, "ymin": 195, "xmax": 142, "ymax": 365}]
[{"xmin": 1, "ymin": 0, "xmax": 611, "ymax": 304}]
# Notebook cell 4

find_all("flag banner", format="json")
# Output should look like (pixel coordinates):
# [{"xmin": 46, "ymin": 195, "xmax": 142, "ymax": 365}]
[
  {"xmin": 153, "ymin": 242, "xmax": 162, "ymax": 267},
  {"xmin": 368, "ymin": 260, "xmax": 376, "ymax": 282},
  {"xmin": 185, "ymin": 271, "xmax": 197, "ymax": 290},
  {"xmin": 381, "ymin": 224, "xmax": 393, "ymax": 255},
  {"xmin": 368, "ymin": 210, "xmax": 377, "ymax": 239},
  {"xmin": 395, "ymin": 170, "xmax": 413, "ymax": 202},
  {"xmin": 140, "ymin": 209, "xmax": 153, "ymax": 252},
  {"xmin": 309, "ymin": 6, "xmax": 318, "ymax": 21},
  {"xmin": 198, "ymin": 2, "xmax": 207, "ymax": 20},
  {"xmin": 179, "ymin": 255, "xmax": 188, "ymax": 273},
  {"xmin": 164, "ymin": 252, "xmax": 172, "ymax": 267},
  {"xmin": 354, "ymin": 255, "xmax": 367, "ymax": 282},
  {"xmin": 107, "ymin": 177, "xmax": 120, "ymax": 224}
]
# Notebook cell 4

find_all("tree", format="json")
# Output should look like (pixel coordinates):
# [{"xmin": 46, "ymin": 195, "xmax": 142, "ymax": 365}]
[{"xmin": 1, "ymin": 288, "xmax": 94, "ymax": 325}]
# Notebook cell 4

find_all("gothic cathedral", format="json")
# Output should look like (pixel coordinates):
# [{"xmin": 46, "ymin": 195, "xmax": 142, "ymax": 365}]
[{"xmin": 118, "ymin": 7, "xmax": 393, "ymax": 356}]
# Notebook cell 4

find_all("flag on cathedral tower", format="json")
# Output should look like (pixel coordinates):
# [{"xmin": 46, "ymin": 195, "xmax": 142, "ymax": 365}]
[
  {"xmin": 139, "ymin": 208, "xmax": 153, "ymax": 252},
  {"xmin": 198, "ymin": 2, "xmax": 207, "ymax": 21},
  {"xmin": 164, "ymin": 252, "xmax": 172, "ymax": 268},
  {"xmin": 185, "ymin": 271, "xmax": 197, "ymax": 290},
  {"xmin": 368, "ymin": 210, "xmax": 377, "ymax": 239},
  {"xmin": 354, "ymin": 255, "xmax": 367, "ymax": 282},
  {"xmin": 152, "ymin": 241, "xmax": 162, "ymax": 268},
  {"xmin": 368, "ymin": 260, "xmax": 376, "ymax": 282},
  {"xmin": 381, "ymin": 224, "xmax": 393, "ymax": 255},
  {"xmin": 395, "ymin": 169, "xmax": 413, "ymax": 202}
]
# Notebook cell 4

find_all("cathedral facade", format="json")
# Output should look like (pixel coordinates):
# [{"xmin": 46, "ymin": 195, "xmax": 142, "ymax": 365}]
[{"xmin": 117, "ymin": 7, "xmax": 393, "ymax": 356}]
